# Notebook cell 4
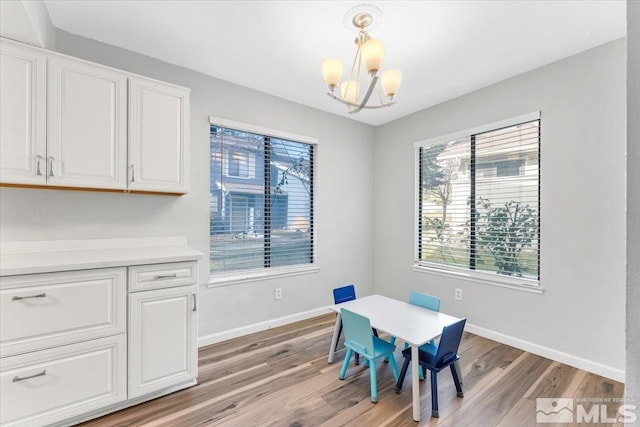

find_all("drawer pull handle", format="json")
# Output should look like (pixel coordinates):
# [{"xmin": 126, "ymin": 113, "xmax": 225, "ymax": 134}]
[
  {"xmin": 13, "ymin": 370, "xmax": 47, "ymax": 382},
  {"xmin": 12, "ymin": 293, "xmax": 46, "ymax": 301},
  {"xmin": 154, "ymin": 273, "xmax": 177, "ymax": 279}
]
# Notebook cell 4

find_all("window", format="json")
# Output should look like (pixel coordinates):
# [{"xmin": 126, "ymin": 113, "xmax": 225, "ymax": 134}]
[
  {"xmin": 209, "ymin": 119, "xmax": 316, "ymax": 280},
  {"xmin": 415, "ymin": 113, "xmax": 540, "ymax": 288},
  {"xmin": 225, "ymin": 150, "xmax": 255, "ymax": 178}
]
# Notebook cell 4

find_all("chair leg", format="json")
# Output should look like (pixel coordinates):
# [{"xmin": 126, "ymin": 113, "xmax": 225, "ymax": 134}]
[
  {"xmin": 369, "ymin": 358, "xmax": 378, "ymax": 403},
  {"xmin": 384, "ymin": 336, "xmax": 397, "ymax": 363},
  {"xmin": 388, "ymin": 352, "xmax": 400, "ymax": 382},
  {"xmin": 451, "ymin": 363, "xmax": 464, "ymax": 397},
  {"xmin": 454, "ymin": 360, "xmax": 463, "ymax": 385},
  {"xmin": 394, "ymin": 356, "xmax": 410, "ymax": 393},
  {"xmin": 430, "ymin": 370, "xmax": 439, "ymax": 418},
  {"xmin": 339, "ymin": 349, "xmax": 353, "ymax": 380}
]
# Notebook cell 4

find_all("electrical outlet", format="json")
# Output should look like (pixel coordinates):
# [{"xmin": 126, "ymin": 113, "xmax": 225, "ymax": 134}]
[
  {"xmin": 455, "ymin": 288, "xmax": 463, "ymax": 301},
  {"xmin": 274, "ymin": 288, "xmax": 282, "ymax": 300}
]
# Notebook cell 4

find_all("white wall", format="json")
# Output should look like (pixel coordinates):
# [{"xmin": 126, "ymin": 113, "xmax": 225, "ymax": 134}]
[
  {"xmin": 627, "ymin": 0, "xmax": 639, "ymax": 409},
  {"xmin": 373, "ymin": 39, "xmax": 627, "ymax": 379},
  {"xmin": 0, "ymin": 30, "xmax": 375, "ymax": 338}
]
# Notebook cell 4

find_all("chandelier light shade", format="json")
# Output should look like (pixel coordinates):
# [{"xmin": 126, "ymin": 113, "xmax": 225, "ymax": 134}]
[
  {"xmin": 322, "ymin": 4, "xmax": 401, "ymax": 114},
  {"xmin": 341, "ymin": 80, "xmax": 360, "ymax": 104},
  {"xmin": 361, "ymin": 39, "xmax": 384, "ymax": 74},
  {"xmin": 381, "ymin": 69, "xmax": 401, "ymax": 97},
  {"xmin": 322, "ymin": 58, "xmax": 343, "ymax": 90}
]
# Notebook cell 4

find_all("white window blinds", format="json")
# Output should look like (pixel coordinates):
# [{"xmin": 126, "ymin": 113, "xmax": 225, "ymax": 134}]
[
  {"xmin": 416, "ymin": 116, "xmax": 540, "ymax": 284},
  {"xmin": 210, "ymin": 125, "xmax": 315, "ymax": 275}
]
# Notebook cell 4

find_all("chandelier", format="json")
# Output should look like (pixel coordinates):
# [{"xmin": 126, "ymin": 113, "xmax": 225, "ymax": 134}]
[{"xmin": 322, "ymin": 4, "xmax": 401, "ymax": 114}]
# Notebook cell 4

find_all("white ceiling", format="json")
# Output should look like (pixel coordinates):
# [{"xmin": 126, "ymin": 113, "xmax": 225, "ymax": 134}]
[{"xmin": 43, "ymin": 0, "xmax": 626, "ymax": 126}]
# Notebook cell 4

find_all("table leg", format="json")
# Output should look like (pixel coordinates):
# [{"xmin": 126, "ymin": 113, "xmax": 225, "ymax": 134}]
[
  {"xmin": 328, "ymin": 312, "xmax": 342, "ymax": 363},
  {"xmin": 412, "ymin": 344, "xmax": 420, "ymax": 421}
]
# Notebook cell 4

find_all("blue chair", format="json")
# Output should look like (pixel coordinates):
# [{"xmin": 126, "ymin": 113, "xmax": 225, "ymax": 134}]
[
  {"xmin": 333, "ymin": 284, "xmax": 356, "ymax": 305},
  {"xmin": 333, "ymin": 285, "xmax": 379, "ymax": 365},
  {"xmin": 333, "ymin": 285, "xmax": 360, "ymax": 365},
  {"xmin": 339, "ymin": 308, "xmax": 400, "ymax": 403},
  {"xmin": 394, "ymin": 318, "xmax": 466, "ymax": 418}
]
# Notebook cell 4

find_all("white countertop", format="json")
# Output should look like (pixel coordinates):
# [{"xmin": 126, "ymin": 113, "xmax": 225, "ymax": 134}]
[{"xmin": 0, "ymin": 237, "xmax": 203, "ymax": 276}]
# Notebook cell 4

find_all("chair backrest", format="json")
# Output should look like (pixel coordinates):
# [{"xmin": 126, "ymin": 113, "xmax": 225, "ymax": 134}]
[
  {"xmin": 409, "ymin": 291, "xmax": 440, "ymax": 312},
  {"xmin": 340, "ymin": 308, "xmax": 374, "ymax": 357},
  {"xmin": 434, "ymin": 318, "xmax": 466, "ymax": 369},
  {"xmin": 333, "ymin": 284, "xmax": 356, "ymax": 304}
]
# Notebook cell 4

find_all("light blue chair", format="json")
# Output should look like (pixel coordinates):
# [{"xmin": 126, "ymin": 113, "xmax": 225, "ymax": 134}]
[
  {"xmin": 333, "ymin": 285, "xmax": 360, "ymax": 364},
  {"xmin": 332, "ymin": 284, "xmax": 380, "ymax": 366},
  {"xmin": 387, "ymin": 291, "xmax": 440, "ymax": 377},
  {"xmin": 339, "ymin": 308, "xmax": 400, "ymax": 403}
]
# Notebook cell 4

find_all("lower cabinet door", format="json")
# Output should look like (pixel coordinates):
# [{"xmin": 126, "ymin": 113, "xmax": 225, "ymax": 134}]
[
  {"xmin": 128, "ymin": 285, "xmax": 197, "ymax": 399},
  {"xmin": 0, "ymin": 334, "xmax": 126, "ymax": 427}
]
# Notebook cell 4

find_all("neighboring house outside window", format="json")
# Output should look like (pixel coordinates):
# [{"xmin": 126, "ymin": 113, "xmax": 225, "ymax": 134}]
[
  {"xmin": 209, "ymin": 120, "xmax": 316, "ymax": 282},
  {"xmin": 415, "ymin": 113, "xmax": 541, "ymax": 290},
  {"xmin": 225, "ymin": 150, "xmax": 255, "ymax": 178}
]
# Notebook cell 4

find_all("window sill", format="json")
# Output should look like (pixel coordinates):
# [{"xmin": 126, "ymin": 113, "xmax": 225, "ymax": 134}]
[
  {"xmin": 207, "ymin": 265, "xmax": 319, "ymax": 288},
  {"xmin": 412, "ymin": 264, "xmax": 544, "ymax": 295}
]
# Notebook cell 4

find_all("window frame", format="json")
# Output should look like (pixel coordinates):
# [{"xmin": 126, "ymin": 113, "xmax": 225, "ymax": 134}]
[
  {"xmin": 207, "ymin": 116, "xmax": 319, "ymax": 288},
  {"xmin": 413, "ymin": 112, "xmax": 543, "ymax": 293}
]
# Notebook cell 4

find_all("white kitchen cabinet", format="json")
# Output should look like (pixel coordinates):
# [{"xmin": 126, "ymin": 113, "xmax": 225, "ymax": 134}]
[
  {"xmin": 47, "ymin": 55, "xmax": 128, "ymax": 189},
  {"xmin": 0, "ymin": 335, "xmax": 126, "ymax": 427},
  {"xmin": 128, "ymin": 284, "xmax": 198, "ymax": 399},
  {"xmin": 0, "ymin": 41, "xmax": 47, "ymax": 185},
  {"xmin": 0, "ymin": 37, "xmax": 190, "ymax": 195},
  {"xmin": 0, "ymin": 237, "xmax": 201, "ymax": 426},
  {"xmin": 128, "ymin": 77, "xmax": 190, "ymax": 194}
]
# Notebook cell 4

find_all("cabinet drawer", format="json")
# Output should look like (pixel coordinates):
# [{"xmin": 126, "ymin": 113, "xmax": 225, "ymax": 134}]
[
  {"xmin": 0, "ymin": 268, "xmax": 126, "ymax": 357},
  {"xmin": 0, "ymin": 334, "xmax": 126, "ymax": 427},
  {"xmin": 128, "ymin": 261, "xmax": 197, "ymax": 292}
]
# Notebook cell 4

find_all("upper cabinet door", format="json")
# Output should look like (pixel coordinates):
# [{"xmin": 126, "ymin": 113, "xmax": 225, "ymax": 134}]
[
  {"xmin": 47, "ymin": 56, "xmax": 127, "ymax": 189},
  {"xmin": 128, "ymin": 77, "xmax": 189, "ymax": 194},
  {"xmin": 0, "ymin": 41, "xmax": 46, "ymax": 185}
]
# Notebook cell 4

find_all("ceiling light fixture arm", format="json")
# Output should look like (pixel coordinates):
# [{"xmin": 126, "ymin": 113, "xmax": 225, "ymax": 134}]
[{"xmin": 326, "ymin": 75, "xmax": 395, "ymax": 113}]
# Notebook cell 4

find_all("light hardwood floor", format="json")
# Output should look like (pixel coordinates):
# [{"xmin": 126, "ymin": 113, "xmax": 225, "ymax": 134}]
[{"xmin": 79, "ymin": 314, "xmax": 624, "ymax": 426}]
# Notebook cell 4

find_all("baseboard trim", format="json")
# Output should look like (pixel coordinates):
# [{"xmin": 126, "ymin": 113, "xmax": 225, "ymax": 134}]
[
  {"xmin": 466, "ymin": 323, "xmax": 625, "ymax": 383},
  {"xmin": 198, "ymin": 306, "xmax": 331, "ymax": 348}
]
